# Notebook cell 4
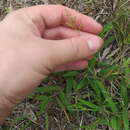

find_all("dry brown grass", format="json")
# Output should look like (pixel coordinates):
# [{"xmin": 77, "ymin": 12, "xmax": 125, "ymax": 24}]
[{"xmin": 0, "ymin": 0, "xmax": 130, "ymax": 130}]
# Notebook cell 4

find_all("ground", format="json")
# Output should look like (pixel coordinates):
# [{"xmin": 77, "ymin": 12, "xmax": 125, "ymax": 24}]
[{"xmin": 0, "ymin": 0, "xmax": 130, "ymax": 130}]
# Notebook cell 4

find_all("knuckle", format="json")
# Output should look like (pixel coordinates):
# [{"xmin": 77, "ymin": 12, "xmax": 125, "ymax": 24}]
[
  {"xmin": 69, "ymin": 37, "xmax": 88, "ymax": 59},
  {"xmin": 69, "ymin": 38, "xmax": 80, "ymax": 57}
]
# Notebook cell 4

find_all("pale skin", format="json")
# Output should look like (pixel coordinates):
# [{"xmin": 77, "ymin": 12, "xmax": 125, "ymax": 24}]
[{"xmin": 0, "ymin": 5, "xmax": 103, "ymax": 125}]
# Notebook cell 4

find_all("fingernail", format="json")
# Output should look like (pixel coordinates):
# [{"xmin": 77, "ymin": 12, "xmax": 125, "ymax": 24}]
[{"xmin": 87, "ymin": 38, "xmax": 102, "ymax": 52}]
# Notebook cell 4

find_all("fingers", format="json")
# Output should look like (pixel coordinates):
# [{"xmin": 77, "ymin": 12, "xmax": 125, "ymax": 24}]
[
  {"xmin": 43, "ymin": 26, "xmax": 102, "ymax": 41},
  {"xmin": 54, "ymin": 60, "xmax": 88, "ymax": 72},
  {"xmin": 43, "ymin": 26, "xmax": 87, "ymax": 39},
  {"xmin": 47, "ymin": 35, "xmax": 103, "ymax": 67},
  {"xmin": 19, "ymin": 5, "xmax": 102, "ymax": 35}
]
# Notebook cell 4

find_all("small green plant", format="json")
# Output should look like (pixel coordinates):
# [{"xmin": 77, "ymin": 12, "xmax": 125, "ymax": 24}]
[
  {"xmin": 2, "ymin": 1, "xmax": 130, "ymax": 129},
  {"xmin": 30, "ymin": 5, "xmax": 130, "ymax": 129}
]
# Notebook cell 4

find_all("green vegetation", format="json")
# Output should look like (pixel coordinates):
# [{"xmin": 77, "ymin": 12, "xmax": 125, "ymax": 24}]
[
  {"xmin": 1, "ymin": 0, "xmax": 130, "ymax": 129},
  {"xmin": 28, "ymin": 4, "xmax": 130, "ymax": 129}
]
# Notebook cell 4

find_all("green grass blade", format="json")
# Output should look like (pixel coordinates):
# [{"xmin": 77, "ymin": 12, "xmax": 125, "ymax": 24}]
[
  {"xmin": 122, "ymin": 107, "xmax": 129, "ymax": 130},
  {"xmin": 99, "ymin": 22, "xmax": 113, "ymax": 38},
  {"xmin": 94, "ymin": 80, "xmax": 118, "ymax": 113},
  {"xmin": 58, "ymin": 91, "xmax": 72, "ymax": 113},
  {"xmin": 66, "ymin": 78, "xmax": 73, "ymax": 100},
  {"xmin": 76, "ymin": 78, "xmax": 87, "ymax": 91},
  {"xmin": 88, "ymin": 79, "xmax": 102, "ymax": 101},
  {"xmin": 120, "ymin": 80, "xmax": 128, "ymax": 106},
  {"xmin": 110, "ymin": 116, "xmax": 119, "ymax": 130},
  {"xmin": 78, "ymin": 99, "xmax": 102, "ymax": 112},
  {"xmin": 99, "ymin": 65, "xmax": 119, "ymax": 79},
  {"xmin": 63, "ymin": 71, "xmax": 79, "ymax": 77},
  {"xmin": 37, "ymin": 96, "xmax": 51, "ymax": 113},
  {"xmin": 36, "ymin": 86, "xmax": 59, "ymax": 93}
]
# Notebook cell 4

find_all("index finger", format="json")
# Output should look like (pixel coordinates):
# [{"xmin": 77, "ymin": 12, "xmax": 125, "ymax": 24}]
[{"xmin": 20, "ymin": 5, "xmax": 103, "ymax": 34}]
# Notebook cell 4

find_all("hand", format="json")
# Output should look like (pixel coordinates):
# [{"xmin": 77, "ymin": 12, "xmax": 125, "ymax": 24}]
[{"xmin": 0, "ymin": 5, "xmax": 103, "ymax": 124}]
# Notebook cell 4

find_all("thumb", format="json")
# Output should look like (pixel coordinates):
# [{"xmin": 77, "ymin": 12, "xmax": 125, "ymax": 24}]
[{"xmin": 49, "ymin": 35, "xmax": 103, "ymax": 67}]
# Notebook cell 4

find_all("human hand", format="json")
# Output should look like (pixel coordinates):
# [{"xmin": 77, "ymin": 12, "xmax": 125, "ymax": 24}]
[{"xmin": 0, "ymin": 5, "xmax": 103, "ymax": 123}]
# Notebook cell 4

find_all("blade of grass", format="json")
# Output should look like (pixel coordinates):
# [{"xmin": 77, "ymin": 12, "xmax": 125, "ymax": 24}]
[
  {"xmin": 36, "ymin": 96, "xmax": 51, "ymax": 113},
  {"xmin": 63, "ymin": 71, "xmax": 79, "ymax": 77},
  {"xmin": 122, "ymin": 107, "xmax": 129, "ymax": 130},
  {"xmin": 94, "ymin": 80, "xmax": 118, "ymax": 113},
  {"xmin": 36, "ymin": 85, "xmax": 60, "ymax": 93},
  {"xmin": 110, "ymin": 116, "xmax": 119, "ymax": 130},
  {"xmin": 78, "ymin": 99, "xmax": 102, "ymax": 112}
]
